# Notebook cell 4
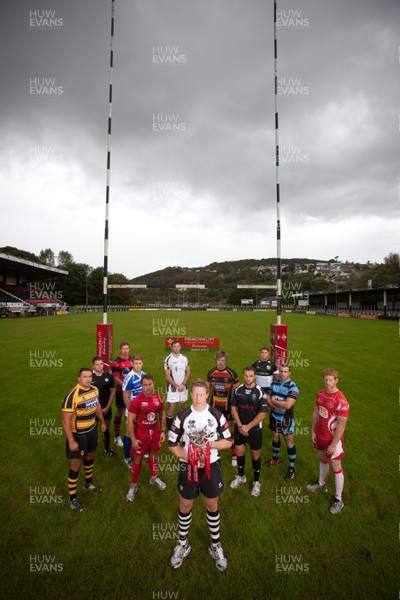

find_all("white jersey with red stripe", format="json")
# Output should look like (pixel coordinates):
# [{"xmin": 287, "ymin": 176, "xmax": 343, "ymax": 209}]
[{"xmin": 315, "ymin": 388, "xmax": 349, "ymax": 447}]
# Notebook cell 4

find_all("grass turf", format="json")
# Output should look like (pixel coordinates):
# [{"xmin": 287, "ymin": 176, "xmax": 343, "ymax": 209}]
[{"xmin": 0, "ymin": 311, "xmax": 398, "ymax": 599}]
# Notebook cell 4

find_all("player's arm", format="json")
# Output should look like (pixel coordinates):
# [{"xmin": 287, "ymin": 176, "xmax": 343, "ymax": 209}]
[
  {"xmin": 128, "ymin": 411, "xmax": 141, "ymax": 449},
  {"xmin": 95, "ymin": 402, "xmax": 107, "ymax": 432},
  {"xmin": 240, "ymin": 411, "xmax": 266, "ymax": 436},
  {"xmin": 214, "ymin": 414, "xmax": 233, "ymax": 450},
  {"xmin": 326, "ymin": 415, "xmax": 348, "ymax": 454},
  {"xmin": 183, "ymin": 362, "xmax": 190, "ymax": 386},
  {"xmin": 104, "ymin": 384, "xmax": 116, "ymax": 414},
  {"xmin": 230, "ymin": 405, "xmax": 242, "ymax": 428},
  {"xmin": 122, "ymin": 390, "xmax": 131, "ymax": 409},
  {"xmin": 268, "ymin": 396, "xmax": 296, "ymax": 411},
  {"xmin": 159, "ymin": 406, "xmax": 167, "ymax": 443},
  {"xmin": 311, "ymin": 406, "xmax": 319, "ymax": 444},
  {"xmin": 62, "ymin": 411, "xmax": 78, "ymax": 452},
  {"xmin": 164, "ymin": 367, "xmax": 176, "ymax": 388}
]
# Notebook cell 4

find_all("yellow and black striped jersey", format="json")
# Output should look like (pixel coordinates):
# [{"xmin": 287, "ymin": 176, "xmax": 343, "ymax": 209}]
[{"xmin": 62, "ymin": 384, "xmax": 99, "ymax": 433}]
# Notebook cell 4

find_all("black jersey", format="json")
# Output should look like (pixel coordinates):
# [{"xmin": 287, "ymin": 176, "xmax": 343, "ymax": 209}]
[
  {"xmin": 231, "ymin": 384, "xmax": 267, "ymax": 425},
  {"xmin": 91, "ymin": 371, "xmax": 115, "ymax": 408},
  {"xmin": 252, "ymin": 359, "xmax": 278, "ymax": 390}
]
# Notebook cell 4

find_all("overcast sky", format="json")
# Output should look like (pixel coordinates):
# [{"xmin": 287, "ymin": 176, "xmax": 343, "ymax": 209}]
[{"xmin": 1, "ymin": 0, "xmax": 399, "ymax": 278}]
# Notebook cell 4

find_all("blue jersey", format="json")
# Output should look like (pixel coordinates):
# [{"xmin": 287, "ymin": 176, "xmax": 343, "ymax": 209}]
[
  {"xmin": 270, "ymin": 378, "xmax": 299, "ymax": 421},
  {"xmin": 122, "ymin": 370, "xmax": 146, "ymax": 400}
]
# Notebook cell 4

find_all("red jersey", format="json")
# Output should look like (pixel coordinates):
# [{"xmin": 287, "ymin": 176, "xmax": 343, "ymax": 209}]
[
  {"xmin": 315, "ymin": 388, "xmax": 349, "ymax": 446},
  {"xmin": 111, "ymin": 355, "xmax": 133, "ymax": 391},
  {"xmin": 128, "ymin": 392, "xmax": 164, "ymax": 432}
]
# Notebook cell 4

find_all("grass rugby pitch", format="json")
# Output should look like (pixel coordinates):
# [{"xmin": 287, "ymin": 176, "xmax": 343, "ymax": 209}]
[{"xmin": 0, "ymin": 311, "xmax": 398, "ymax": 600}]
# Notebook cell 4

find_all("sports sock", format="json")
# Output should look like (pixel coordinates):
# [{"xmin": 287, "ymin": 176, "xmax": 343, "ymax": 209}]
[
  {"xmin": 252, "ymin": 458, "xmax": 261, "ymax": 482},
  {"xmin": 319, "ymin": 461, "xmax": 329, "ymax": 485},
  {"xmin": 68, "ymin": 469, "xmax": 79, "ymax": 500},
  {"xmin": 114, "ymin": 415, "xmax": 122, "ymax": 437},
  {"xmin": 237, "ymin": 455, "xmax": 245, "ymax": 477},
  {"xmin": 123, "ymin": 435, "xmax": 131, "ymax": 460},
  {"xmin": 272, "ymin": 439, "xmax": 281, "ymax": 459},
  {"xmin": 178, "ymin": 510, "xmax": 192, "ymax": 544},
  {"xmin": 333, "ymin": 467, "xmax": 344, "ymax": 501},
  {"xmin": 131, "ymin": 461, "xmax": 142, "ymax": 485},
  {"xmin": 287, "ymin": 445, "xmax": 296, "ymax": 469},
  {"xmin": 148, "ymin": 455, "xmax": 158, "ymax": 478},
  {"xmin": 103, "ymin": 428, "xmax": 110, "ymax": 450},
  {"xmin": 166, "ymin": 415, "xmax": 174, "ymax": 431},
  {"xmin": 83, "ymin": 459, "xmax": 93, "ymax": 483},
  {"xmin": 206, "ymin": 510, "xmax": 221, "ymax": 547}
]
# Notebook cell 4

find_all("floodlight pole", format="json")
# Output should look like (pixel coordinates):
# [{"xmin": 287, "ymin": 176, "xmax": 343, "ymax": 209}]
[
  {"xmin": 102, "ymin": 0, "xmax": 115, "ymax": 326},
  {"xmin": 274, "ymin": 0, "xmax": 282, "ymax": 325}
]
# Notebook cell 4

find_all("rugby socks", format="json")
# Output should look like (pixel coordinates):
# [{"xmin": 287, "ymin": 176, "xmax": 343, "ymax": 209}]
[
  {"xmin": 333, "ymin": 467, "xmax": 344, "ymax": 501},
  {"xmin": 287, "ymin": 445, "xmax": 296, "ymax": 470},
  {"xmin": 114, "ymin": 415, "xmax": 122, "ymax": 437},
  {"xmin": 166, "ymin": 415, "xmax": 174, "ymax": 431},
  {"xmin": 206, "ymin": 510, "xmax": 221, "ymax": 547},
  {"xmin": 252, "ymin": 458, "xmax": 261, "ymax": 482},
  {"xmin": 102, "ymin": 428, "xmax": 110, "ymax": 450},
  {"xmin": 123, "ymin": 435, "xmax": 131, "ymax": 460},
  {"xmin": 148, "ymin": 455, "xmax": 158, "ymax": 478},
  {"xmin": 68, "ymin": 469, "xmax": 79, "ymax": 500},
  {"xmin": 272, "ymin": 439, "xmax": 281, "ymax": 460},
  {"xmin": 131, "ymin": 461, "xmax": 142, "ymax": 484},
  {"xmin": 318, "ymin": 461, "xmax": 330, "ymax": 485},
  {"xmin": 237, "ymin": 455, "xmax": 245, "ymax": 477},
  {"xmin": 83, "ymin": 459, "xmax": 94, "ymax": 483},
  {"xmin": 178, "ymin": 510, "xmax": 192, "ymax": 544}
]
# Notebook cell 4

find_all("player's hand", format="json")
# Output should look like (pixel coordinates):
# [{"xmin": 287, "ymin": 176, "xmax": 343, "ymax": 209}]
[
  {"xmin": 101, "ymin": 422, "xmax": 107, "ymax": 433},
  {"xmin": 69, "ymin": 440, "xmax": 79, "ymax": 452},
  {"xmin": 132, "ymin": 439, "xmax": 142, "ymax": 450},
  {"xmin": 160, "ymin": 432, "xmax": 166, "ymax": 443},
  {"xmin": 311, "ymin": 431, "xmax": 317, "ymax": 446}
]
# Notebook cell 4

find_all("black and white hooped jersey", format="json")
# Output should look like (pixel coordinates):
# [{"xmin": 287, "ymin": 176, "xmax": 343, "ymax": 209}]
[{"xmin": 168, "ymin": 405, "xmax": 232, "ymax": 463}]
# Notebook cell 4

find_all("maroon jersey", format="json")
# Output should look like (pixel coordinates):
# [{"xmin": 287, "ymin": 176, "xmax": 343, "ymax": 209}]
[
  {"xmin": 315, "ymin": 389, "xmax": 349, "ymax": 447},
  {"xmin": 111, "ymin": 355, "xmax": 133, "ymax": 391},
  {"xmin": 128, "ymin": 392, "xmax": 164, "ymax": 432}
]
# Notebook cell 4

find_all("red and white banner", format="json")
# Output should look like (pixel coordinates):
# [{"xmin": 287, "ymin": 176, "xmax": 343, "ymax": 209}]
[
  {"xmin": 96, "ymin": 323, "xmax": 113, "ymax": 369},
  {"xmin": 270, "ymin": 324, "xmax": 288, "ymax": 366}
]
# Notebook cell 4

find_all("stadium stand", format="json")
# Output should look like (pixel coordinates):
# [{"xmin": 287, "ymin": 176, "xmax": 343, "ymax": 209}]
[{"xmin": 0, "ymin": 253, "xmax": 68, "ymax": 317}]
